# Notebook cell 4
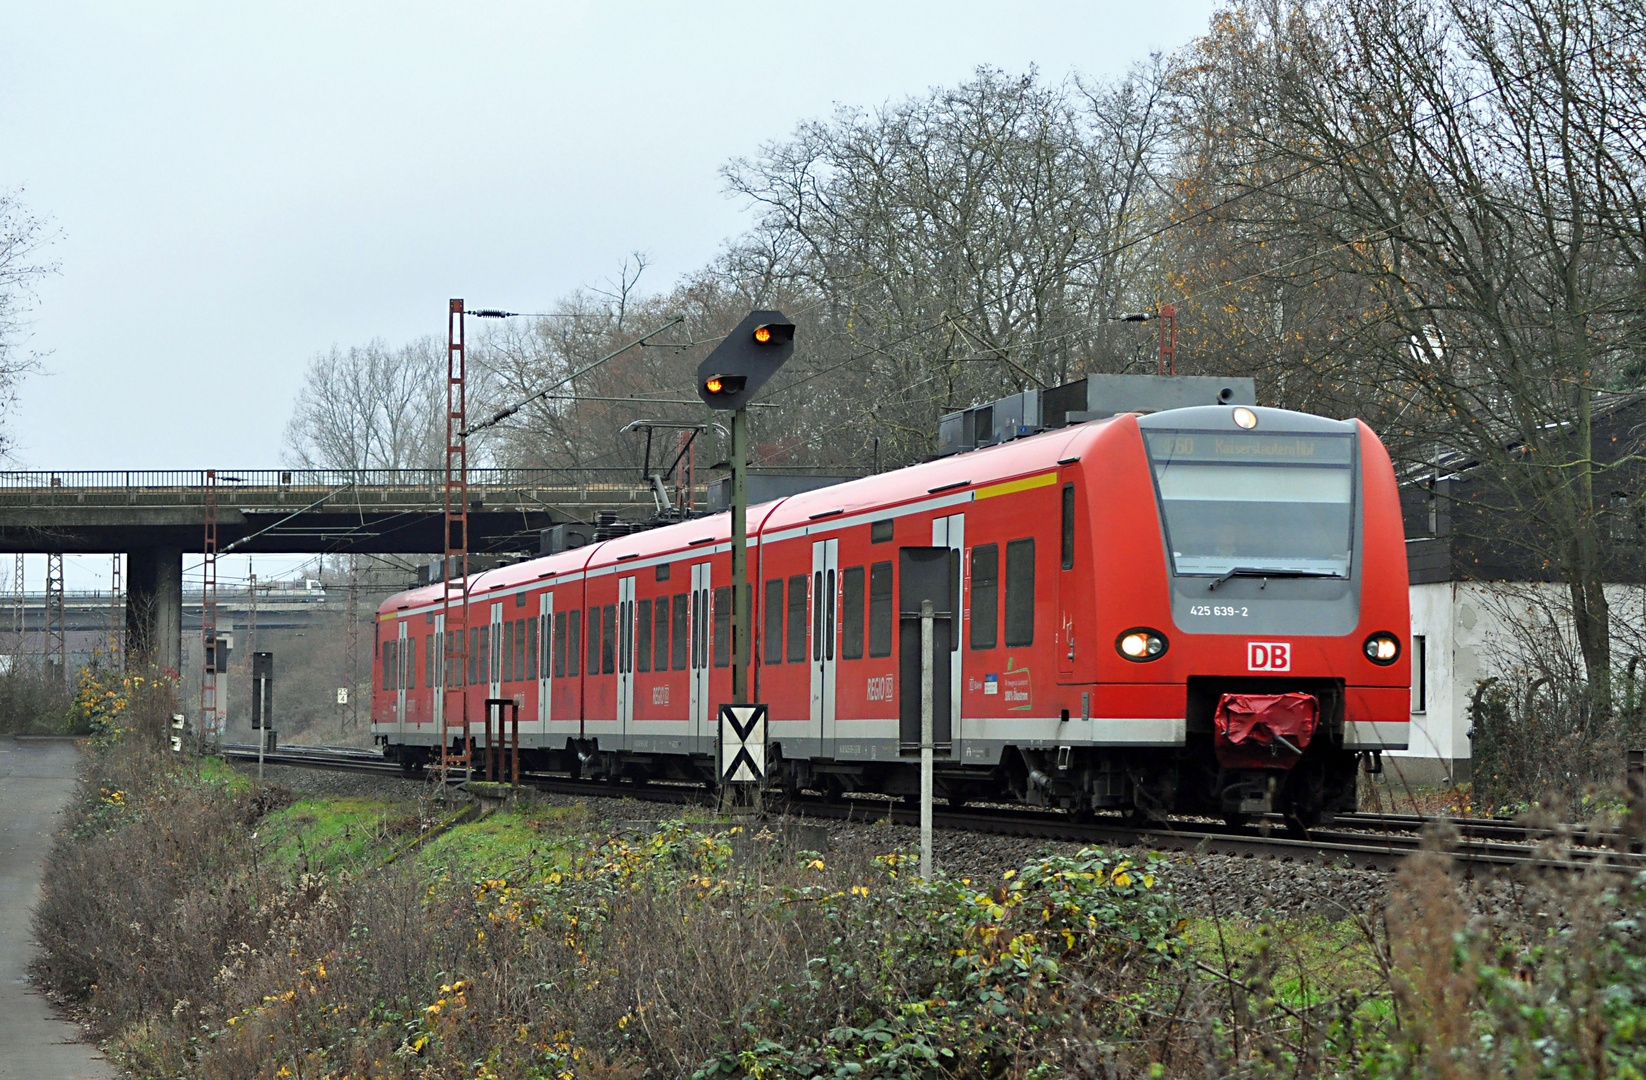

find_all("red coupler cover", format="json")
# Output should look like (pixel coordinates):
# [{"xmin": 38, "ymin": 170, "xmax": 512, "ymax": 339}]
[{"xmin": 1214, "ymin": 692, "xmax": 1319, "ymax": 769}]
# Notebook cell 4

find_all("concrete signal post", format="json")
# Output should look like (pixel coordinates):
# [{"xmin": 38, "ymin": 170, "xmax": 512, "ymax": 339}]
[{"xmin": 696, "ymin": 311, "xmax": 795, "ymax": 810}]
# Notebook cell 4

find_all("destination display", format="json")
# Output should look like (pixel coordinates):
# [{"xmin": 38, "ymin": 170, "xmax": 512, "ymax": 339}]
[{"xmin": 1144, "ymin": 431, "xmax": 1353, "ymax": 465}]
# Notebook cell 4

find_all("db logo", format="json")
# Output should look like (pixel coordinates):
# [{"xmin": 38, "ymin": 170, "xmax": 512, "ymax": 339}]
[{"xmin": 1247, "ymin": 642, "xmax": 1291, "ymax": 672}]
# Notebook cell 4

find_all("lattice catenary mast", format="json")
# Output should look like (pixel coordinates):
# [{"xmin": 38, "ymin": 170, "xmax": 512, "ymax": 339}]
[
  {"xmin": 441, "ymin": 300, "xmax": 472, "ymax": 779},
  {"xmin": 199, "ymin": 469, "xmax": 221, "ymax": 748}
]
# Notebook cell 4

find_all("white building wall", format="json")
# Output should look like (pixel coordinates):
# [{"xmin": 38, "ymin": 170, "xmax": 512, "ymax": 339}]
[{"xmin": 1401, "ymin": 581, "xmax": 1646, "ymax": 784}]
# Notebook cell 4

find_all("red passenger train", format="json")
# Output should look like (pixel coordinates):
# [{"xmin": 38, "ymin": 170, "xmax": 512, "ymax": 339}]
[{"xmin": 373, "ymin": 403, "xmax": 1410, "ymax": 826}]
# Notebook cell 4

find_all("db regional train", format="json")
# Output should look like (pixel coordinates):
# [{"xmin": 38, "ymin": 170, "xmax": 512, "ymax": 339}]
[{"xmin": 373, "ymin": 402, "xmax": 1410, "ymax": 827}]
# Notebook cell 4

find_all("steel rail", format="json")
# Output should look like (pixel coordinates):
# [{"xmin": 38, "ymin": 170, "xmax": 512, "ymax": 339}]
[{"xmin": 219, "ymin": 746, "xmax": 1644, "ymax": 874}]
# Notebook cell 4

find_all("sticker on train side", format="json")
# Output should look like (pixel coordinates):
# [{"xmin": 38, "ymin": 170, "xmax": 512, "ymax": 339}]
[{"xmin": 1247, "ymin": 642, "xmax": 1291, "ymax": 671}]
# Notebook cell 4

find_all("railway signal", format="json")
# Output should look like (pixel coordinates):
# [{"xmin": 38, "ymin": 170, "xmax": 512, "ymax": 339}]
[
  {"xmin": 695, "ymin": 312, "xmax": 795, "ymax": 411},
  {"xmin": 695, "ymin": 311, "xmax": 796, "ymax": 718}
]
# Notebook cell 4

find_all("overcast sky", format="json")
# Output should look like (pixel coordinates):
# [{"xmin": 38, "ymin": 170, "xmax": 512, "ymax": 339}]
[{"xmin": 2, "ymin": 0, "xmax": 1217, "ymax": 589}]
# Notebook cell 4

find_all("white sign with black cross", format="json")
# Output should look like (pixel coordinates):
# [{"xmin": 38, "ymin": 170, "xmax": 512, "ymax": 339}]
[{"xmin": 718, "ymin": 703, "xmax": 768, "ymax": 784}]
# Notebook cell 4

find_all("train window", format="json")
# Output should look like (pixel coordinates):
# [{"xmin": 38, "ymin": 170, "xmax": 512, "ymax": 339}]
[
  {"xmin": 713, "ymin": 585, "xmax": 731, "ymax": 668},
  {"xmin": 841, "ymin": 566, "xmax": 865, "ymax": 659},
  {"xmin": 1061, "ymin": 484, "xmax": 1075, "ymax": 570},
  {"xmin": 515, "ymin": 591, "xmax": 525, "ymax": 608},
  {"xmin": 382, "ymin": 640, "xmax": 393, "ymax": 691},
  {"xmin": 583, "ymin": 607, "xmax": 598, "ymax": 674},
  {"xmin": 763, "ymin": 580, "xmax": 783, "ymax": 664},
  {"xmin": 1004, "ymin": 538, "xmax": 1036, "ymax": 647},
  {"xmin": 654, "ymin": 598, "xmax": 670, "ymax": 671},
  {"xmin": 787, "ymin": 574, "xmax": 808, "ymax": 662},
  {"xmin": 869, "ymin": 561, "xmax": 893, "ymax": 657},
  {"xmin": 602, "ymin": 603, "xmax": 616, "ymax": 675},
  {"xmin": 503, "ymin": 621, "xmax": 515, "ymax": 682},
  {"xmin": 970, "ymin": 544, "xmax": 998, "ymax": 649},
  {"xmin": 656, "ymin": 563, "xmax": 671, "ymax": 582},
  {"xmin": 671, "ymin": 593, "xmax": 688, "ymax": 670},
  {"xmin": 515, "ymin": 618, "xmax": 527, "ymax": 680},
  {"xmin": 567, "ymin": 609, "xmax": 581, "ymax": 677},
  {"xmin": 812, "ymin": 571, "xmax": 824, "ymax": 661},
  {"xmin": 637, "ymin": 599, "xmax": 652, "ymax": 673},
  {"xmin": 552, "ymin": 612, "xmax": 565, "ymax": 678},
  {"xmin": 424, "ymin": 634, "xmax": 432, "ymax": 689},
  {"xmin": 469, "ymin": 626, "xmax": 480, "ymax": 685},
  {"xmin": 871, "ymin": 519, "xmax": 894, "ymax": 543},
  {"xmin": 826, "ymin": 570, "xmax": 835, "ymax": 661},
  {"xmin": 526, "ymin": 618, "xmax": 538, "ymax": 680}
]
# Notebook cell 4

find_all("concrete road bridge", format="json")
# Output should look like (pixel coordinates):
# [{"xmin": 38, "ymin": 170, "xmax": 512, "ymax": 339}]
[{"xmin": 0, "ymin": 467, "xmax": 685, "ymax": 673}]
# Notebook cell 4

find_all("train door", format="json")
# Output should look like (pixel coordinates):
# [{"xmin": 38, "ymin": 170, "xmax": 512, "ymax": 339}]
[
  {"xmin": 394, "ymin": 620, "xmax": 409, "ymax": 736},
  {"xmin": 489, "ymin": 603, "xmax": 503, "ymax": 703},
  {"xmin": 537, "ymin": 593, "xmax": 552, "ymax": 734},
  {"xmin": 932, "ymin": 514, "xmax": 964, "ymax": 748},
  {"xmin": 432, "ymin": 612, "xmax": 445, "ymax": 734},
  {"xmin": 810, "ymin": 538, "xmax": 839, "ymax": 748},
  {"xmin": 689, "ymin": 563, "xmax": 712, "ymax": 741},
  {"xmin": 898, "ymin": 547, "xmax": 953, "ymax": 754},
  {"xmin": 1056, "ymin": 473, "xmax": 1079, "ymax": 681},
  {"xmin": 616, "ymin": 575, "xmax": 636, "ymax": 736}
]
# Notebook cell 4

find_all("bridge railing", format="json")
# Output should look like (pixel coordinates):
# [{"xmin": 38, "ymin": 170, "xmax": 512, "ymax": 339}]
[{"xmin": 0, "ymin": 467, "xmax": 660, "ymax": 491}]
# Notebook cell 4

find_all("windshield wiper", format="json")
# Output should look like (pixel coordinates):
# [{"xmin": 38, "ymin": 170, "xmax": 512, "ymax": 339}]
[{"xmin": 1206, "ymin": 567, "xmax": 1346, "ymax": 591}]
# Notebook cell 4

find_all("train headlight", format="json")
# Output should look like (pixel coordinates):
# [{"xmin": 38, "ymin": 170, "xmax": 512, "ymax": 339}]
[
  {"xmin": 1116, "ymin": 628, "xmax": 1168, "ymax": 661},
  {"xmin": 1363, "ymin": 631, "xmax": 1400, "ymax": 665},
  {"xmin": 1233, "ymin": 407, "xmax": 1258, "ymax": 429}
]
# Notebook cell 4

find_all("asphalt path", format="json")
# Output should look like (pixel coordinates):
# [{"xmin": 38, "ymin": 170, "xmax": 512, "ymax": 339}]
[{"xmin": 0, "ymin": 737, "xmax": 115, "ymax": 1079}]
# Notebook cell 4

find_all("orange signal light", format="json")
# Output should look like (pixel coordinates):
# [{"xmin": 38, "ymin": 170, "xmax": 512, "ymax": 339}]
[
  {"xmin": 753, "ymin": 326, "xmax": 772, "ymax": 343},
  {"xmin": 705, "ymin": 376, "xmax": 725, "ymax": 394}
]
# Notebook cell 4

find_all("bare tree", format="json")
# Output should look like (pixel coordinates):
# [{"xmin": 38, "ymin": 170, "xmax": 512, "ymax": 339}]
[
  {"xmin": 0, "ymin": 190, "xmax": 58, "ymax": 455},
  {"xmin": 283, "ymin": 336, "xmax": 481, "ymax": 473},
  {"xmin": 1164, "ymin": 0, "xmax": 1646, "ymax": 691}
]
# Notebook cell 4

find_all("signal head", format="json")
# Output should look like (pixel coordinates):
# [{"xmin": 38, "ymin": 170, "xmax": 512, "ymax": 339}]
[
  {"xmin": 702, "ymin": 373, "xmax": 747, "ymax": 400},
  {"xmin": 752, "ymin": 322, "xmax": 794, "ymax": 346}
]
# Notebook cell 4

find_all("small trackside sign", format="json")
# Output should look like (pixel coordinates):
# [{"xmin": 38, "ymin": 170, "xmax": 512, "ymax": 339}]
[{"xmin": 1247, "ymin": 642, "xmax": 1291, "ymax": 672}]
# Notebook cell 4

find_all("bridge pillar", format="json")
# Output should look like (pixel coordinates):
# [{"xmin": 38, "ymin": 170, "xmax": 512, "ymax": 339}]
[{"xmin": 126, "ymin": 547, "xmax": 182, "ymax": 675}]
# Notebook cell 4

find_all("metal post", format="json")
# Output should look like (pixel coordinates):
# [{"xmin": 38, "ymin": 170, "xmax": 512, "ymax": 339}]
[
  {"xmin": 730, "ymin": 406, "xmax": 749, "ymax": 704},
  {"xmin": 443, "ymin": 299, "xmax": 472, "ymax": 781},
  {"xmin": 44, "ymin": 553, "xmax": 65, "ymax": 687},
  {"xmin": 920, "ymin": 598, "xmax": 934, "ymax": 880},
  {"xmin": 1628, "ymin": 748, "xmax": 1644, "ymax": 854}
]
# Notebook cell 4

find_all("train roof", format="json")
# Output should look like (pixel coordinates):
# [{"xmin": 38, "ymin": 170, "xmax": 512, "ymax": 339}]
[{"xmin": 378, "ymin": 403, "xmax": 1372, "ymax": 616}]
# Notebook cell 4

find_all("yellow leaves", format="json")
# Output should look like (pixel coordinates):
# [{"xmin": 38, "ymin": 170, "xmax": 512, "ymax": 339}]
[
  {"xmin": 806, "ymin": 858, "xmax": 825, "ymax": 871},
  {"xmin": 849, "ymin": 884, "xmax": 870, "ymax": 898}
]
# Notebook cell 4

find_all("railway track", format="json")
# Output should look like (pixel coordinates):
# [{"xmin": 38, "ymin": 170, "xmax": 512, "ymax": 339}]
[{"xmin": 221, "ymin": 743, "xmax": 1645, "ymax": 874}]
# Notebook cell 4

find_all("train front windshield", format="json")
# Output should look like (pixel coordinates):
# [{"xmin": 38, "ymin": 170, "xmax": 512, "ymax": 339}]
[{"xmin": 1144, "ymin": 430, "xmax": 1355, "ymax": 578}]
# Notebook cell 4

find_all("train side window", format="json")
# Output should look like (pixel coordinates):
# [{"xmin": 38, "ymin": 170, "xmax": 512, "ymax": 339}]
[
  {"xmin": 516, "ymin": 618, "xmax": 527, "ymax": 680},
  {"xmin": 567, "ymin": 609, "xmax": 581, "ymax": 677},
  {"xmin": 871, "ymin": 519, "xmax": 894, "ymax": 543},
  {"xmin": 469, "ymin": 626, "xmax": 480, "ymax": 685},
  {"xmin": 671, "ymin": 593, "xmax": 688, "ymax": 670},
  {"xmin": 656, "ymin": 563, "xmax": 671, "ymax": 582},
  {"xmin": 713, "ymin": 585, "xmax": 732, "ymax": 668},
  {"xmin": 763, "ymin": 579, "xmax": 783, "ymax": 664},
  {"xmin": 970, "ymin": 543, "xmax": 998, "ymax": 650},
  {"xmin": 526, "ymin": 617, "xmax": 538, "ymax": 681},
  {"xmin": 637, "ymin": 599, "xmax": 653, "ymax": 673},
  {"xmin": 514, "ymin": 591, "xmax": 525, "ymax": 608},
  {"xmin": 583, "ymin": 607, "xmax": 598, "ymax": 674},
  {"xmin": 424, "ymin": 634, "xmax": 432, "ymax": 689},
  {"xmin": 650, "ymin": 599, "xmax": 665, "ymax": 670},
  {"xmin": 812, "ymin": 570, "xmax": 824, "ymax": 661},
  {"xmin": 503, "ymin": 621, "xmax": 515, "ymax": 682},
  {"xmin": 553, "ymin": 611, "xmax": 567, "ymax": 678},
  {"xmin": 868, "ymin": 561, "xmax": 893, "ymax": 657},
  {"xmin": 1061, "ymin": 483, "xmax": 1075, "ymax": 570},
  {"xmin": 382, "ymin": 640, "xmax": 393, "ymax": 691},
  {"xmin": 787, "ymin": 574, "xmax": 808, "ymax": 662},
  {"xmin": 1004, "ymin": 537, "xmax": 1036, "ymax": 647},
  {"xmin": 841, "ymin": 565, "xmax": 865, "ymax": 659},
  {"xmin": 601, "ymin": 603, "xmax": 616, "ymax": 675}
]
